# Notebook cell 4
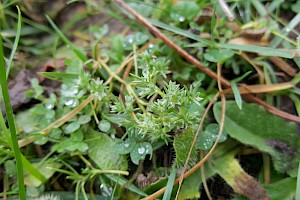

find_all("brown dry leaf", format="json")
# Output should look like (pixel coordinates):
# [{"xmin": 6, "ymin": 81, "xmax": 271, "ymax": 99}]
[
  {"xmin": 229, "ymin": 37, "xmax": 269, "ymax": 46},
  {"xmin": 269, "ymin": 57, "xmax": 297, "ymax": 76},
  {"xmin": 221, "ymin": 82, "xmax": 294, "ymax": 95}
]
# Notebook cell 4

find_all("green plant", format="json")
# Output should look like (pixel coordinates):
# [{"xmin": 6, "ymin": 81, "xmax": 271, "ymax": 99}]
[{"xmin": 1, "ymin": 0, "xmax": 300, "ymax": 199}]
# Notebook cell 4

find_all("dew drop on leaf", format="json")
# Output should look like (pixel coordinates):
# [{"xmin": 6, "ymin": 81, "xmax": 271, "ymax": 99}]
[
  {"xmin": 45, "ymin": 103, "xmax": 54, "ymax": 110},
  {"xmin": 138, "ymin": 147, "xmax": 146, "ymax": 154},
  {"xmin": 179, "ymin": 16, "xmax": 185, "ymax": 22},
  {"xmin": 64, "ymin": 98, "xmax": 74, "ymax": 106}
]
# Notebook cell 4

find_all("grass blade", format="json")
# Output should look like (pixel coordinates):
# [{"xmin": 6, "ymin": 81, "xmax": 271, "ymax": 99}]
[
  {"xmin": 163, "ymin": 167, "xmax": 176, "ymax": 200},
  {"xmin": 0, "ymin": 19, "xmax": 26, "ymax": 200},
  {"xmin": 296, "ymin": 167, "xmax": 300, "ymax": 200},
  {"xmin": 231, "ymin": 82, "xmax": 242, "ymax": 110},
  {"xmin": 148, "ymin": 19, "xmax": 295, "ymax": 58},
  {"xmin": 148, "ymin": 18, "xmax": 212, "ymax": 46},
  {"xmin": 219, "ymin": 43, "xmax": 295, "ymax": 58},
  {"xmin": 250, "ymin": 0, "xmax": 267, "ymax": 17},
  {"xmin": 6, "ymin": 6, "xmax": 21, "ymax": 78},
  {"xmin": 105, "ymin": 174, "xmax": 148, "ymax": 197}
]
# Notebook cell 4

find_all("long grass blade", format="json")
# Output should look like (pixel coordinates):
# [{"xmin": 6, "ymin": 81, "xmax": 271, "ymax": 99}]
[
  {"xmin": 0, "ymin": 18, "xmax": 26, "ymax": 200},
  {"xmin": 6, "ymin": 6, "xmax": 21, "ymax": 78},
  {"xmin": 163, "ymin": 167, "xmax": 176, "ymax": 200}
]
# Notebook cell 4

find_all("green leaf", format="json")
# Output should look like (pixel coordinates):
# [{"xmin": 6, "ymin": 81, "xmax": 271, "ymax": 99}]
[
  {"xmin": 116, "ymin": 139, "xmax": 136, "ymax": 155},
  {"xmin": 231, "ymin": 82, "xmax": 242, "ymax": 109},
  {"xmin": 130, "ymin": 142, "xmax": 152, "ymax": 165},
  {"xmin": 98, "ymin": 120, "xmax": 111, "ymax": 133},
  {"xmin": 196, "ymin": 123, "xmax": 227, "ymax": 150},
  {"xmin": 204, "ymin": 49, "xmax": 235, "ymax": 63},
  {"xmin": 292, "ymin": 1, "xmax": 300, "ymax": 13},
  {"xmin": 264, "ymin": 177, "xmax": 296, "ymax": 200},
  {"xmin": 219, "ymin": 43, "xmax": 294, "ymax": 58},
  {"xmin": 213, "ymin": 101, "xmax": 299, "ymax": 177},
  {"xmin": 178, "ymin": 169, "xmax": 201, "ymax": 200},
  {"xmin": 5, "ymin": 160, "xmax": 17, "ymax": 177},
  {"xmin": 39, "ymin": 72, "xmax": 79, "ymax": 82},
  {"xmin": 170, "ymin": 1, "xmax": 200, "ymax": 21},
  {"xmin": 128, "ymin": 2, "xmax": 153, "ymax": 17},
  {"xmin": 65, "ymin": 57, "xmax": 83, "ymax": 75},
  {"xmin": 64, "ymin": 121, "xmax": 81, "ymax": 134},
  {"xmin": 86, "ymin": 129, "xmax": 128, "ymax": 170},
  {"xmin": 163, "ymin": 167, "xmax": 176, "ymax": 200},
  {"xmin": 25, "ymin": 162, "xmax": 62, "ymax": 187},
  {"xmin": 123, "ymin": 32, "xmax": 149, "ymax": 50},
  {"xmin": 78, "ymin": 115, "xmax": 91, "ymax": 125},
  {"xmin": 174, "ymin": 128, "xmax": 197, "ymax": 167}
]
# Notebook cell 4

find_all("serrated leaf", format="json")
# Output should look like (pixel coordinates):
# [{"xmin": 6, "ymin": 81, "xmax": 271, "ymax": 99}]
[
  {"xmin": 174, "ymin": 128, "xmax": 197, "ymax": 167},
  {"xmin": 213, "ymin": 101, "xmax": 299, "ymax": 177},
  {"xmin": 85, "ymin": 129, "xmax": 128, "ymax": 170}
]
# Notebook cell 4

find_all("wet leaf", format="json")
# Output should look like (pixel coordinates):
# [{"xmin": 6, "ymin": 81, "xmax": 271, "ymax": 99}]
[
  {"xmin": 130, "ymin": 142, "xmax": 152, "ymax": 165},
  {"xmin": 196, "ymin": 123, "xmax": 228, "ymax": 150},
  {"xmin": 123, "ymin": 32, "xmax": 149, "ymax": 50},
  {"xmin": 170, "ymin": 1, "xmax": 200, "ymax": 22},
  {"xmin": 116, "ymin": 139, "xmax": 136, "ymax": 154}
]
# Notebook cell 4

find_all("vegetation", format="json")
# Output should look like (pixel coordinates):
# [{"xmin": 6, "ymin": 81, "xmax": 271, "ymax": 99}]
[{"xmin": 0, "ymin": 0, "xmax": 300, "ymax": 199}]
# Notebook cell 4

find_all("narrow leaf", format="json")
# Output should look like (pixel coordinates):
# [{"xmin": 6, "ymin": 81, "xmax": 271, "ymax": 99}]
[{"xmin": 163, "ymin": 167, "xmax": 176, "ymax": 200}]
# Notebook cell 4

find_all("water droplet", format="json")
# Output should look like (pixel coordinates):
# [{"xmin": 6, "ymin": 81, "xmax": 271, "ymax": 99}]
[
  {"xmin": 179, "ymin": 16, "xmax": 185, "ymax": 22},
  {"xmin": 149, "ymin": 43, "xmax": 154, "ymax": 48},
  {"xmin": 45, "ymin": 103, "xmax": 54, "ymax": 110},
  {"xmin": 64, "ymin": 98, "xmax": 79, "ymax": 107},
  {"xmin": 138, "ymin": 147, "xmax": 145, "ymax": 154},
  {"xmin": 65, "ymin": 98, "xmax": 74, "ymax": 106},
  {"xmin": 124, "ymin": 143, "xmax": 130, "ymax": 148},
  {"xmin": 128, "ymin": 38, "xmax": 134, "ymax": 43},
  {"xmin": 285, "ymin": 27, "xmax": 291, "ymax": 32}
]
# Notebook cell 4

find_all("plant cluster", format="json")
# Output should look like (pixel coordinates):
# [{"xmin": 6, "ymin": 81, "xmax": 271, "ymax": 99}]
[{"xmin": 0, "ymin": 0, "xmax": 300, "ymax": 200}]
